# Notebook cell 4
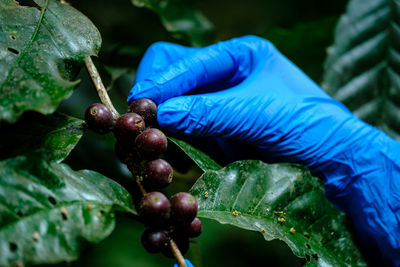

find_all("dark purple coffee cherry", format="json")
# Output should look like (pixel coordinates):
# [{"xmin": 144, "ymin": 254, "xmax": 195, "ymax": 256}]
[
  {"xmin": 128, "ymin": 98, "xmax": 157, "ymax": 124},
  {"xmin": 174, "ymin": 217, "xmax": 203, "ymax": 238},
  {"xmin": 187, "ymin": 217, "xmax": 202, "ymax": 238},
  {"xmin": 141, "ymin": 228, "xmax": 169, "ymax": 253},
  {"xmin": 84, "ymin": 103, "xmax": 114, "ymax": 134},
  {"xmin": 139, "ymin": 192, "xmax": 171, "ymax": 226},
  {"xmin": 135, "ymin": 128, "xmax": 167, "ymax": 158},
  {"xmin": 114, "ymin": 113, "xmax": 145, "ymax": 144},
  {"xmin": 161, "ymin": 236, "xmax": 189, "ymax": 258},
  {"xmin": 143, "ymin": 159, "xmax": 173, "ymax": 189},
  {"xmin": 170, "ymin": 192, "xmax": 198, "ymax": 226}
]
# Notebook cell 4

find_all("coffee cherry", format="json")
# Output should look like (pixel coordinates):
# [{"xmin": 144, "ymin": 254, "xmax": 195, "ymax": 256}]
[
  {"xmin": 84, "ymin": 103, "xmax": 114, "ymax": 134},
  {"xmin": 114, "ymin": 113, "xmax": 145, "ymax": 144},
  {"xmin": 135, "ymin": 128, "xmax": 167, "ymax": 158},
  {"xmin": 161, "ymin": 236, "xmax": 189, "ymax": 258},
  {"xmin": 139, "ymin": 192, "xmax": 171, "ymax": 226},
  {"xmin": 141, "ymin": 228, "xmax": 169, "ymax": 253},
  {"xmin": 187, "ymin": 217, "xmax": 202, "ymax": 238},
  {"xmin": 128, "ymin": 98, "xmax": 157, "ymax": 124},
  {"xmin": 143, "ymin": 159, "xmax": 173, "ymax": 189},
  {"xmin": 170, "ymin": 192, "xmax": 198, "ymax": 226},
  {"xmin": 174, "ymin": 217, "xmax": 203, "ymax": 238}
]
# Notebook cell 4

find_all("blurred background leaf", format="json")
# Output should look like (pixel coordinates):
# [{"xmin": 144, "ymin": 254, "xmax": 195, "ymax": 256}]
[
  {"xmin": 323, "ymin": 0, "xmax": 400, "ymax": 140},
  {"xmin": 131, "ymin": 0, "xmax": 214, "ymax": 46}
]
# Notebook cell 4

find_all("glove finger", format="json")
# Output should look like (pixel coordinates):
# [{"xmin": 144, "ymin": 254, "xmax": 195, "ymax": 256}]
[
  {"xmin": 157, "ymin": 92, "xmax": 247, "ymax": 138},
  {"xmin": 129, "ymin": 35, "xmax": 275, "ymax": 104},
  {"xmin": 158, "ymin": 94, "xmax": 222, "ymax": 137},
  {"xmin": 135, "ymin": 42, "xmax": 199, "ymax": 83}
]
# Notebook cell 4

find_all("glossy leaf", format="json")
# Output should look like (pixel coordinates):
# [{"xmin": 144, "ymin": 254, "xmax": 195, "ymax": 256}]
[
  {"xmin": 131, "ymin": 0, "xmax": 214, "ymax": 46},
  {"xmin": 168, "ymin": 136, "xmax": 221, "ymax": 172},
  {"xmin": 0, "ymin": 0, "xmax": 101, "ymax": 123},
  {"xmin": 190, "ymin": 160, "xmax": 366, "ymax": 266},
  {"xmin": 0, "ymin": 112, "xmax": 84, "ymax": 162},
  {"xmin": 0, "ymin": 155, "xmax": 136, "ymax": 266},
  {"xmin": 323, "ymin": 0, "xmax": 400, "ymax": 140}
]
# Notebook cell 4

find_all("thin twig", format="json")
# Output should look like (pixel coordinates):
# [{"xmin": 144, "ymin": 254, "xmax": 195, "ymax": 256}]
[
  {"xmin": 170, "ymin": 239, "xmax": 188, "ymax": 267},
  {"xmin": 84, "ymin": 56, "xmax": 120, "ymax": 119},
  {"xmin": 135, "ymin": 176, "xmax": 147, "ymax": 196}
]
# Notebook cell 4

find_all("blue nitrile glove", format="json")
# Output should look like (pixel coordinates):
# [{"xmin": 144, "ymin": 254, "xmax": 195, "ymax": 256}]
[
  {"xmin": 129, "ymin": 36, "xmax": 400, "ymax": 265},
  {"xmin": 173, "ymin": 259, "xmax": 194, "ymax": 267}
]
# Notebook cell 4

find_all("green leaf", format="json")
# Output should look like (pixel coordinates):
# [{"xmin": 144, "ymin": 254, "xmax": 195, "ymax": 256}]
[
  {"xmin": 0, "ymin": 112, "xmax": 84, "ymax": 162},
  {"xmin": 168, "ymin": 137, "xmax": 221, "ymax": 172},
  {"xmin": 0, "ymin": 0, "xmax": 101, "ymax": 123},
  {"xmin": 190, "ymin": 160, "xmax": 366, "ymax": 266},
  {"xmin": 323, "ymin": 0, "xmax": 400, "ymax": 140},
  {"xmin": 0, "ymin": 155, "xmax": 136, "ymax": 266},
  {"xmin": 131, "ymin": 0, "xmax": 214, "ymax": 46}
]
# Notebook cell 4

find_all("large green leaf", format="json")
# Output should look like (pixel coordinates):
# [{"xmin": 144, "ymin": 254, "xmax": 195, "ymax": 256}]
[
  {"xmin": 190, "ymin": 160, "xmax": 366, "ymax": 266},
  {"xmin": 0, "ymin": 155, "xmax": 136, "ymax": 266},
  {"xmin": 0, "ymin": 111, "xmax": 136, "ymax": 265},
  {"xmin": 0, "ymin": 0, "xmax": 101, "ymax": 123},
  {"xmin": 323, "ymin": 0, "xmax": 400, "ymax": 140},
  {"xmin": 168, "ymin": 137, "xmax": 221, "ymax": 172},
  {"xmin": 131, "ymin": 0, "xmax": 214, "ymax": 46},
  {"xmin": 0, "ymin": 112, "xmax": 84, "ymax": 162}
]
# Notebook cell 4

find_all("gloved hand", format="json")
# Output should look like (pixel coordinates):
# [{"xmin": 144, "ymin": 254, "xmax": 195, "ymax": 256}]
[
  {"xmin": 129, "ymin": 36, "xmax": 400, "ymax": 265},
  {"xmin": 173, "ymin": 259, "xmax": 194, "ymax": 267}
]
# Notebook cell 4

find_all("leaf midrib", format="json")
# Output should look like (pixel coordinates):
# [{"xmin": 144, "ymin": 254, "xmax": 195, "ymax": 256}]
[{"xmin": 0, "ymin": 0, "xmax": 50, "ymax": 91}]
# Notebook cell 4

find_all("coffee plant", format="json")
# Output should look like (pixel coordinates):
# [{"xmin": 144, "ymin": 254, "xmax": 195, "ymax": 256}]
[{"xmin": 1, "ymin": 0, "xmax": 397, "ymax": 266}]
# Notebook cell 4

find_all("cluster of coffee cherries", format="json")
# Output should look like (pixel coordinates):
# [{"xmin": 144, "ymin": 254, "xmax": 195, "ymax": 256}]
[{"xmin": 84, "ymin": 98, "xmax": 202, "ymax": 258}]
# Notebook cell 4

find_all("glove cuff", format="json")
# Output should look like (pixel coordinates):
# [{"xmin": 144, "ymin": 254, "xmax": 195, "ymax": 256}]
[{"xmin": 319, "ymin": 124, "xmax": 400, "ymax": 264}]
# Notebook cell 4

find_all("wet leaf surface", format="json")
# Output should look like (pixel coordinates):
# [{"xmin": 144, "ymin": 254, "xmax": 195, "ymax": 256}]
[
  {"xmin": 190, "ymin": 160, "xmax": 367, "ymax": 266},
  {"xmin": 0, "ymin": 0, "xmax": 101, "ymax": 122}
]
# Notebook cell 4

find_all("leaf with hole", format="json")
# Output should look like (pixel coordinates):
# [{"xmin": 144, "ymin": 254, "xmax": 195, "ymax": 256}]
[
  {"xmin": 190, "ymin": 160, "xmax": 367, "ymax": 266},
  {"xmin": 0, "ymin": 0, "xmax": 101, "ymax": 123},
  {"xmin": 323, "ymin": 0, "xmax": 400, "ymax": 140},
  {"xmin": 0, "ymin": 155, "xmax": 136, "ymax": 266},
  {"xmin": 131, "ymin": 0, "xmax": 214, "ymax": 46}
]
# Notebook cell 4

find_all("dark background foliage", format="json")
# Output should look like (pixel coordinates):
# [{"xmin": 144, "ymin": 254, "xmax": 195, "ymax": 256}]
[{"xmin": 48, "ymin": 0, "xmax": 348, "ymax": 266}]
